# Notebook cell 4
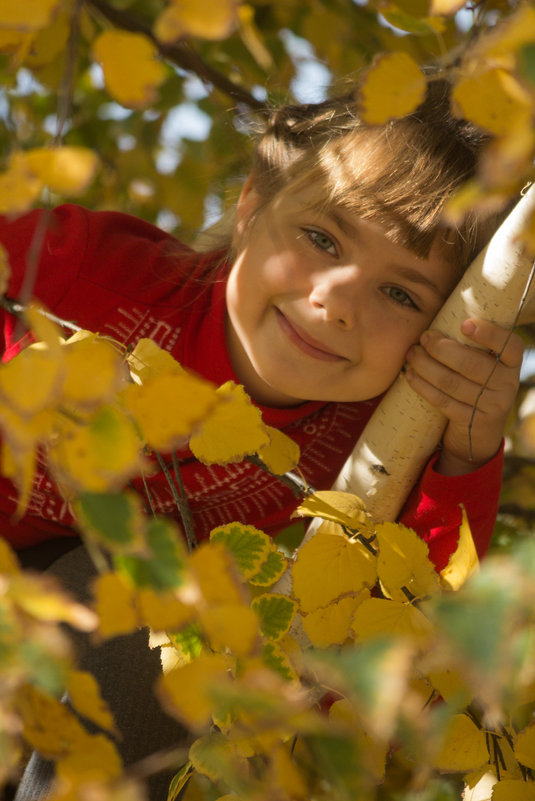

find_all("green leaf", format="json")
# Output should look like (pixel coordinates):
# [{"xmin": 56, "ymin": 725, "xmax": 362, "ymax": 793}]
[
  {"xmin": 251, "ymin": 593, "xmax": 297, "ymax": 641},
  {"xmin": 116, "ymin": 518, "xmax": 186, "ymax": 590},
  {"xmin": 76, "ymin": 491, "xmax": 143, "ymax": 549},
  {"xmin": 248, "ymin": 548, "xmax": 287, "ymax": 587},
  {"xmin": 262, "ymin": 641, "xmax": 296, "ymax": 681},
  {"xmin": 168, "ymin": 623, "xmax": 205, "ymax": 661},
  {"xmin": 210, "ymin": 522, "xmax": 271, "ymax": 580},
  {"xmin": 166, "ymin": 761, "xmax": 193, "ymax": 801}
]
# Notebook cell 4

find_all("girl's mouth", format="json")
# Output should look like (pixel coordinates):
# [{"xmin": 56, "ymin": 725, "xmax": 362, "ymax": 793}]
[{"xmin": 275, "ymin": 309, "xmax": 345, "ymax": 362}]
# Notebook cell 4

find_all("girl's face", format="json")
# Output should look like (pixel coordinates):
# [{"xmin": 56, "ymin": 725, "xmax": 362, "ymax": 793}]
[{"xmin": 225, "ymin": 183, "xmax": 459, "ymax": 407}]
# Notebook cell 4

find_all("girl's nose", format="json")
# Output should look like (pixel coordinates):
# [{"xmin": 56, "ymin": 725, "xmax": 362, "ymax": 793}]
[{"xmin": 309, "ymin": 267, "xmax": 362, "ymax": 329}]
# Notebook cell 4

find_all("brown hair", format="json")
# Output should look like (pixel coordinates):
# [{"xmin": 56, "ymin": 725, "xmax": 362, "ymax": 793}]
[{"xmin": 197, "ymin": 77, "xmax": 510, "ymax": 272}]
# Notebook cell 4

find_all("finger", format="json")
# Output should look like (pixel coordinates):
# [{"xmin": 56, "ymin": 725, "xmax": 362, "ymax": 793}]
[
  {"xmin": 404, "ymin": 364, "xmax": 482, "ymax": 423},
  {"xmin": 406, "ymin": 347, "xmax": 495, "ymax": 409},
  {"xmin": 460, "ymin": 318, "xmax": 525, "ymax": 369}
]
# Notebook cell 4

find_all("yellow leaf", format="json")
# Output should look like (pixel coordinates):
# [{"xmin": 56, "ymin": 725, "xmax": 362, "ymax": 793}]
[
  {"xmin": 0, "ymin": 344, "xmax": 62, "ymax": 416},
  {"xmin": 24, "ymin": 6, "xmax": 70, "ymax": 68},
  {"xmin": 358, "ymin": 51, "xmax": 426, "ymax": 125},
  {"xmin": 190, "ymin": 382, "xmax": 269, "ymax": 464},
  {"xmin": 154, "ymin": 0, "xmax": 238, "ymax": 42},
  {"xmin": 66, "ymin": 670, "xmax": 117, "ymax": 735},
  {"xmin": 15, "ymin": 684, "xmax": 87, "ymax": 759},
  {"xmin": 122, "ymin": 369, "xmax": 217, "ymax": 451},
  {"xmin": 302, "ymin": 592, "xmax": 369, "ymax": 648},
  {"xmin": 55, "ymin": 732, "xmax": 123, "ymax": 783},
  {"xmin": 210, "ymin": 522, "xmax": 271, "ymax": 580},
  {"xmin": 136, "ymin": 587, "xmax": 196, "ymax": 631},
  {"xmin": 256, "ymin": 425, "xmax": 300, "ymax": 475},
  {"xmin": 0, "ymin": 242, "xmax": 11, "ymax": 297},
  {"xmin": 351, "ymin": 597, "xmax": 433, "ymax": 643},
  {"xmin": 24, "ymin": 304, "xmax": 63, "ymax": 357},
  {"xmin": 93, "ymin": 572, "xmax": 138, "ymax": 638},
  {"xmin": 0, "ymin": 538, "xmax": 19, "ymax": 575},
  {"xmin": 269, "ymin": 743, "xmax": 308, "ymax": 799},
  {"xmin": 189, "ymin": 541, "xmax": 245, "ymax": 607},
  {"xmin": 23, "ymin": 147, "xmax": 99, "ymax": 196},
  {"xmin": 199, "ymin": 603, "xmax": 259, "ymax": 657},
  {"xmin": 452, "ymin": 69, "xmax": 532, "ymax": 138},
  {"xmin": 514, "ymin": 723, "xmax": 535, "ymax": 770},
  {"xmin": 8, "ymin": 573, "xmax": 97, "ymax": 630},
  {"xmin": 433, "ymin": 713, "xmax": 489, "ymax": 772},
  {"xmin": 62, "ymin": 333, "xmax": 123, "ymax": 408},
  {"xmin": 426, "ymin": 667, "xmax": 471, "ymax": 707},
  {"xmin": 50, "ymin": 406, "xmax": 144, "ymax": 494},
  {"xmin": 430, "ymin": 0, "xmax": 466, "ymax": 14},
  {"xmin": 127, "ymin": 337, "xmax": 185, "ymax": 384},
  {"xmin": 375, "ymin": 521, "xmax": 440, "ymax": 601},
  {"xmin": 0, "ymin": 0, "xmax": 61, "ymax": 30},
  {"xmin": 491, "ymin": 779, "xmax": 535, "ymax": 800},
  {"xmin": 0, "ymin": 152, "xmax": 42, "ymax": 213},
  {"xmin": 157, "ymin": 653, "xmax": 231, "ymax": 729},
  {"xmin": 292, "ymin": 525, "xmax": 376, "ymax": 613},
  {"xmin": 93, "ymin": 30, "xmax": 167, "ymax": 109},
  {"xmin": 294, "ymin": 490, "xmax": 373, "ymax": 533},
  {"xmin": 329, "ymin": 699, "xmax": 387, "ymax": 781},
  {"xmin": 439, "ymin": 508, "xmax": 479, "ymax": 591}
]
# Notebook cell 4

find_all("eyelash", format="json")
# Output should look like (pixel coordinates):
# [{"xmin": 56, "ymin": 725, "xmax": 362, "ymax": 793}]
[{"xmin": 302, "ymin": 227, "xmax": 420, "ymax": 311}]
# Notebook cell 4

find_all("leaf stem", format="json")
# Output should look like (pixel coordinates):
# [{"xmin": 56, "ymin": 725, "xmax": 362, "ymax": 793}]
[{"xmin": 154, "ymin": 451, "xmax": 197, "ymax": 551}]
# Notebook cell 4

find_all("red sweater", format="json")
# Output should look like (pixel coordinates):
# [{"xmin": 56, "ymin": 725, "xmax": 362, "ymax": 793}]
[{"xmin": 0, "ymin": 205, "xmax": 502, "ymax": 570}]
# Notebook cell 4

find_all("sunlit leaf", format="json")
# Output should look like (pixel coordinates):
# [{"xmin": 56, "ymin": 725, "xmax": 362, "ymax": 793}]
[
  {"xmin": 256, "ymin": 426, "xmax": 300, "ymax": 475},
  {"xmin": 189, "ymin": 540, "xmax": 245, "ymax": 607},
  {"xmin": 8, "ymin": 573, "xmax": 97, "ymax": 630},
  {"xmin": 292, "ymin": 525, "xmax": 376, "ymax": 613},
  {"xmin": 358, "ymin": 51, "xmax": 426, "ymax": 124},
  {"xmin": 514, "ymin": 723, "xmax": 535, "ymax": 770},
  {"xmin": 210, "ymin": 522, "xmax": 271, "ymax": 580},
  {"xmin": 452, "ymin": 68, "xmax": 532, "ymax": 137},
  {"xmin": 122, "ymin": 370, "xmax": 217, "ymax": 451},
  {"xmin": 293, "ymin": 490, "xmax": 373, "ymax": 534},
  {"xmin": 430, "ymin": 0, "xmax": 465, "ymax": 14},
  {"xmin": 491, "ymin": 779, "xmax": 535, "ymax": 800},
  {"xmin": 352, "ymin": 597, "xmax": 433, "ymax": 643},
  {"xmin": 93, "ymin": 30, "xmax": 167, "ymax": 109},
  {"xmin": 190, "ymin": 382, "xmax": 270, "ymax": 464},
  {"xmin": 375, "ymin": 521, "xmax": 439, "ymax": 601},
  {"xmin": 154, "ymin": 0, "xmax": 238, "ymax": 42},
  {"xmin": 199, "ymin": 603, "xmax": 259, "ymax": 657},
  {"xmin": 0, "ymin": 345, "xmax": 62, "ymax": 416},
  {"xmin": 136, "ymin": 587, "xmax": 196, "ymax": 631},
  {"xmin": 248, "ymin": 546, "xmax": 288, "ymax": 587},
  {"xmin": 66, "ymin": 670, "xmax": 117, "ymax": 735},
  {"xmin": 127, "ymin": 337, "xmax": 185, "ymax": 384},
  {"xmin": 251, "ymin": 592, "xmax": 297, "ymax": 641},
  {"xmin": 157, "ymin": 653, "xmax": 231, "ymax": 729},
  {"xmin": 432, "ymin": 713, "xmax": 489, "ymax": 772},
  {"xmin": 0, "ymin": 153, "xmax": 42, "ymax": 213},
  {"xmin": 61, "ymin": 333, "xmax": 123, "ymax": 407},
  {"xmin": 303, "ymin": 591, "xmax": 370, "ymax": 649},
  {"xmin": 439, "ymin": 508, "xmax": 479, "ymax": 591},
  {"xmin": 15, "ymin": 684, "xmax": 87, "ymax": 758},
  {"xmin": 92, "ymin": 572, "xmax": 138, "ymax": 639},
  {"xmin": 23, "ymin": 146, "xmax": 99, "ymax": 196},
  {"xmin": 0, "ymin": 0, "xmax": 61, "ymax": 31}
]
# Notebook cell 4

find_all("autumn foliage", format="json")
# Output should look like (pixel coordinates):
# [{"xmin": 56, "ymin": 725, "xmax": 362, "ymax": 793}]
[{"xmin": 2, "ymin": 1, "xmax": 535, "ymax": 801}]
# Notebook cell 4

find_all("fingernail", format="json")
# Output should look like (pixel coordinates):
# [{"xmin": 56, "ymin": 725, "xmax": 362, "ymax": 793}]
[
  {"xmin": 462, "ymin": 319, "xmax": 477, "ymax": 336},
  {"xmin": 420, "ymin": 331, "xmax": 430, "ymax": 346}
]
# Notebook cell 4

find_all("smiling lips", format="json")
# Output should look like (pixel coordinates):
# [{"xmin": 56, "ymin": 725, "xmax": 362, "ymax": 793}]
[{"xmin": 275, "ymin": 308, "xmax": 345, "ymax": 362}]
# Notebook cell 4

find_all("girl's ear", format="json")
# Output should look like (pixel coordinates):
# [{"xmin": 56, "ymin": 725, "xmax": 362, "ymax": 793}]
[{"xmin": 234, "ymin": 175, "xmax": 261, "ymax": 243}]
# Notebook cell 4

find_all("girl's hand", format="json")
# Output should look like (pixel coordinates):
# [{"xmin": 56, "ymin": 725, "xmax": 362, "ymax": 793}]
[{"xmin": 405, "ymin": 318, "xmax": 524, "ymax": 476}]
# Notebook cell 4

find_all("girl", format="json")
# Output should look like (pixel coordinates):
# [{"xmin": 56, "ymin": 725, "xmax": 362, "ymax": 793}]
[
  {"xmin": 0, "ymin": 78, "xmax": 522, "ymax": 570},
  {"xmin": 3, "ymin": 76, "xmax": 524, "ymax": 800}
]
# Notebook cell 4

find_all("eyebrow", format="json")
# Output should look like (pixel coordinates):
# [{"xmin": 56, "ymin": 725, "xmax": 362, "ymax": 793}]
[{"xmin": 324, "ymin": 207, "xmax": 447, "ymax": 299}]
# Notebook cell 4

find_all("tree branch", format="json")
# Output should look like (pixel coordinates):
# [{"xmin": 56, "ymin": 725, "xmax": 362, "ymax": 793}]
[{"xmin": 84, "ymin": 0, "xmax": 268, "ymax": 112}]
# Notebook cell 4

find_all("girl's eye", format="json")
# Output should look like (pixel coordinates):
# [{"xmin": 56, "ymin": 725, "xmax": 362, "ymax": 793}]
[
  {"xmin": 383, "ymin": 286, "xmax": 419, "ymax": 310},
  {"xmin": 303, "ymin": 229, "xmax": 338, "ymax": 257}
]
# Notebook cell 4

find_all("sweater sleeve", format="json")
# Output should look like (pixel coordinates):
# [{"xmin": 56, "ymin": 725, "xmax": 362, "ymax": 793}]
[{"xmin": 399, "ymin": 443, "xmax": 504, "ymax": 572}]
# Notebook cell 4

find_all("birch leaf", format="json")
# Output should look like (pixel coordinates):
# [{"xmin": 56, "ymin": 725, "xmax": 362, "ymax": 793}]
[
  {"xmin": 514, "ymin": 723, "xmax": 535, "ymax": 770},
  {"xmin": 248, "ymin": 547, "xmax": 288, "ymax": 587},
  {"xmin": 452, "ymin": 69, "xmax": 532, "ymax": 137},
  {"xmin": 136, "ymin": 587, "xmax": 195, "ymax": 631},
  {"xmin": 294, "ymin": 490, "xmax": 373, "ymax": 533},
  {"xmin": 66, "ymin": 670, "xmax": 117, "ymax": 735},
  {"xmin": 0, "ymin": 153, "xmax": 42, "ymax": 213},
  {"xmin": 122, "ymin": 370, "xmax": 217, "ymax": 451},
  {"xmin": 62, "ymin": 334, "xmax": 123, "ymax": 407},
  {"xmin": 0, "ymin": 538, "xmax": 19, "ymax": 575},
  {"xmin": 189, "ymin": 381, "xmax": 270, "ymax": 464},
  {"xmin": 492, "ymin": 780, "xmax": 535, "ymax": 800},
  {"xmin": 352, "ymin": 597, "xmax": 433, "ymax": 643},
  {"xmin": 55, "ymin": 732, "xmax": 123, "ymax": 783},
  {"xmin": 0, "ymin": 346, "xmax": 62, "ymax": 415},
  {"xmin": 127, "ymin": 337, "xmax": 185, "ymax": 384},
  {"xmin": 76, "ymin": 491, "xmax": 145, "ymax": 550},
  {"xmin": 209, "ymin": 522, "xmax": 271, "ymax": 580},
  {"xmin": 23, "ymin": 147, "xmax": 99, "ymax": 195},
  {"xmin": 256, "ymin": 426, "xmax": 300, "ymax": 475},
  {"xmin": 292, "ymin": 526, "xmax": 376, "ymax": 613},
  {"xmin": 199, "ymin": 603, "xmax": 259, "ymax": 657},
  {"xmin": 251, "ymin": 593, "xmax": 297, "ymax": 641},
  {"xmin": 358, "ymin": 51, "xmax": 426, "ymax": 124},
  {"xmin": 262, "ymin": 641, "xmax": 297, "ymax": 681},
  {"xmin": 302, "ymin": 592, "xmax": 370, "ymax": 649},
  {"xmin": 93, "ymin": 30, "xmax": 166, "ymax": 109},
  {"xmin": 92, "ymin": 572, "xmax": 138, "ymax": 639},
  {"xmin": 440, "ymin": 508, "xmax": 479, "ymax": 591},
  {"xmin": 157, "ymin": 653, "xmax": 231, "ymax": 728},
  {"xmin": 0, "ymin": 0, "xmax": 60, "ymax": 30},
  {"xmin": 8, "ymin": 573, "xmax": 97, "ymax": 630},
  {"xmin": 433, "ymin": 713, "xmax": 489, "ymax": 772},
  {"xmin": 189, "ymin": 541, "xmax": 245, "ymax": 606},
  {"xmin": 154, "ymin": 0, "xmax": 238, "ymax": 42},
  {"xmin": 15, "ymin": 685, "xmax": 87, "ymax": 758},
  {"xmin": 375, "ymin": 521, "xmax": 440, "ymax": 601},
  {"xmin": 430, "ymin": 0, "xmax": 466, "ymax": 13},
  {"xmin": 23, "ymin": 304, "xmax": 63, "ymax": 356}
]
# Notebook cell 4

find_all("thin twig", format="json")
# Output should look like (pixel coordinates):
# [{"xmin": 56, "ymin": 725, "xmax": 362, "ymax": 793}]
[
  {"xmin": 154, "ymin": 451, "xmax": 197, "ymax": 551},
  {"xmin": 468, "ymin": 258, "xmax": 535, "ymax": 460},
  {"xmin": 172, "ymin": 451, "xmax": 197, "ymax": 549},
  {"xmin": 54, "ymin": 0, "xmax": 83, "ymax": 145},
  {"xmin": 1, "ymin": 295, "xmax": 83, "ymax": 334},
  {"xmin": 245, "ymin": 454, "xmax": 313, "ymax": 499}
]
